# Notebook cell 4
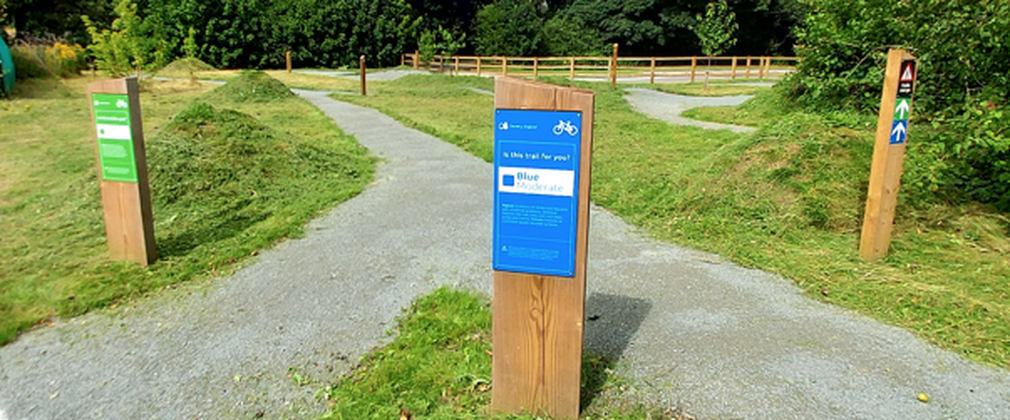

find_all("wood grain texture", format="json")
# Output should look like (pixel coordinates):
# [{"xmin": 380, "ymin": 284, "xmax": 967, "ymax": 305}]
[
  {"xmin": 88, "ymin": 77, "xmax": 156, "ymax": 266},
  {"xmin": 491, "ymin": 77, "xmax": 594, "ymax": 419},
  {"xmin": 860, "ymin": 49, "xmax": 914, "ymax": 261}
]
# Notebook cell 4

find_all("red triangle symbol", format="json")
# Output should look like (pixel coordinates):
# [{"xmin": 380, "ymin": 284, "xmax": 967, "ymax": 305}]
[{"xmin": 901, "ymin": 64, "xmax": 914, "ymax": 82}]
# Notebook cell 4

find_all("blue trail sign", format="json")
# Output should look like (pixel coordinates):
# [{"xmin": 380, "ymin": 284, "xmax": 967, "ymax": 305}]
[{"xmin": 493, "ymin": 109, "xmax": 582, "ymax": 277}]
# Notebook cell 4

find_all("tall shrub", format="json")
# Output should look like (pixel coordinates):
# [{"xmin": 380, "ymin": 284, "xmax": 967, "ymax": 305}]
[
  {"xmin": 472, "ymin": 0, "xmax": 541, "ymax": 56},
  {"xmin": 785, "ymin": 0, "xmax": 1010, "ymax": 209},
  {"xmin": 82, "ymin": 0, "xmax": 168, "ymax": 76}
]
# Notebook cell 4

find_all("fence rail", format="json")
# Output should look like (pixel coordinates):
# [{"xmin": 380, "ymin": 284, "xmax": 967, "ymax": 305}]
[{"xmin": 400, "ymin": 52, "xmax": 798, "ymax": 82}]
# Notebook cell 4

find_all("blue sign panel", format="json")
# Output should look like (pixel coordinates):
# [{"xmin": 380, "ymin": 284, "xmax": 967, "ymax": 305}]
[
  {"xmin": 493, "ymin": 109, "xmax": 582, "ymax": 277},
  {"xmin": 890, "ymin": 120, "xmax": 907, "ymax": 145}
]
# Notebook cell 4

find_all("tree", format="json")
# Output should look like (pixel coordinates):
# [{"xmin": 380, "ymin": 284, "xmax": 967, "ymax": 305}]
[
  {"xmin": 419, "ymin": 25, "xmax": 466, "ymax": 61},
  {"xmin": 540, "ymin": 14, "xmax": 604, "ymax": 56},
  {"xmin": 472, "ymin": 0, "xmax": 541, "ymax": 56},
  {"xmin": 82, "ymin": 0, "xmax": 168, "ymax": 76},
  {"xmin": 692, "ymin": 0, "xmax": 737, "ymax": 91}
]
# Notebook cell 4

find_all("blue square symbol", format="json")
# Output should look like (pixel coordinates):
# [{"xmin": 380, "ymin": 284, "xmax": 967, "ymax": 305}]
[{"xmin": 503, "ymin": 175, "xmax": 515, "ymax": 187}]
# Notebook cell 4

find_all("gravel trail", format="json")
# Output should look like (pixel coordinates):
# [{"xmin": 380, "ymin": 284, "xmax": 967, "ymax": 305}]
[
  {"xmin": 1, "ymin": 86, "xmax": 1008, "ymax": 419},
  {"xmin": 624, "ymin": 87, "xmax": 756, "ymax": 133}
]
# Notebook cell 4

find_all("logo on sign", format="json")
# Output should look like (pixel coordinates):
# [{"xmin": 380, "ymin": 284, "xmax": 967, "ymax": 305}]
[
  {"xmin": 900, "ymin": 63, "xmax": 915, "ymax": 82},
  {"xmin": 552, "ymin": 120, "xmax": 578, "ymax": 136}
]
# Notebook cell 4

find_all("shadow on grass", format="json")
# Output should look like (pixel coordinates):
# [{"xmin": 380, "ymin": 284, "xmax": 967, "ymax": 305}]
[
  {"xmin": 157, "ymin": 211, "xmax": 269, "ymax": 257},
  {"xmin": 580, "ymin": 293, "xmax": 652, "ymax": 409}
]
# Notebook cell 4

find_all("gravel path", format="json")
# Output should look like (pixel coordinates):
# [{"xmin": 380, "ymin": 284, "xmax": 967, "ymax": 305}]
[
  {"xmin": 294, "ymin": 69, "xmax": 428, "ymax": 81},
  {"xmin": 624, "ymin": 87, "xmax": 757, "ymax": 133},
  {"xmin": 2, "ymin": 87, "xmax": 1009, "ymax": 419}
]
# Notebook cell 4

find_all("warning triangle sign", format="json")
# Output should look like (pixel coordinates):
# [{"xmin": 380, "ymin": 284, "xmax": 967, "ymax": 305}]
[{"xmin": 901, "ymin": 64, "xmax": 914, "ymax": 82}]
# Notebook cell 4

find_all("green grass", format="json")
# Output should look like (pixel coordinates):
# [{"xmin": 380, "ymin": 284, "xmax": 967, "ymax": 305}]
[
  {"xmin": 333, "ymin": 74, "xmax": 1010, "ymax": 368},
  {"xmin": 321, "ymin": 287, "xmax": 681, "ymax": 419},
  {"xmin": 0, "ymin": 74, "xmax": 374, "ymax": 344}
]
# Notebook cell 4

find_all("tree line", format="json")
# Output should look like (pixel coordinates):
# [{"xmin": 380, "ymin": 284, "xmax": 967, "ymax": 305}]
[{"xmin": 2, "ymin": 0, "xmax": 798, "ymax": 69}]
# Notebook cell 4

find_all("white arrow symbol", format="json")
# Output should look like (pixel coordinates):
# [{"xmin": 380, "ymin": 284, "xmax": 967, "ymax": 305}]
[
  {"xmin": 895, "ymin": 99, "xmax": 911, "ymax": 120},
  {"xmin": 891, "ymin": 122, "xmax": 907, "ymax": 143}
]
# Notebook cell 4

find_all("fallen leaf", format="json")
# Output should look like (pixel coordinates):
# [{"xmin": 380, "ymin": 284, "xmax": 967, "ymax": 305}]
[{"xmin": 399, "ymin": 408, "xmax": 412, "ymax": 420}]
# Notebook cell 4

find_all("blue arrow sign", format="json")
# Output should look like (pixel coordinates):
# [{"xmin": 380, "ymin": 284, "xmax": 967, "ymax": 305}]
[{"xmin": 890, "ymin": 120, "xmax": 907, "ymax": 144}]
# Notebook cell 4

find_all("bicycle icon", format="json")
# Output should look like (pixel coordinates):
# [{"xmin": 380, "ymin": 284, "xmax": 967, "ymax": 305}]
[{"xmin": 553, "ymin": 120, "xmax": 578, "ymax": 136}]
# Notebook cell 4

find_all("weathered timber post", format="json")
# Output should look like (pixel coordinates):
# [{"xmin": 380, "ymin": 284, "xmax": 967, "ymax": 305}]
[{"xmin": 359, "ymin": 55, "xmax": 366, "ymax": 96}]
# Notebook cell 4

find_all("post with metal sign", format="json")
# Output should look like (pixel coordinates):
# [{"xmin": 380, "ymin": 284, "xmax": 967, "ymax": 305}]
[
  {"xmin": 88, "ymin": 77, "xmax": 157, "ymax": 266},
  {"xmin": 492, "ymin": 77, "xmax": 594, "ymax": 419},
  {"xmin": 860, "ymin": 49, "xmax": 917, "ymax": 261}
]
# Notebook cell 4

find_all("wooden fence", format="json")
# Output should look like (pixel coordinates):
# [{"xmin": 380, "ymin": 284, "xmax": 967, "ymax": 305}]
[{"xmin": 400, "ymin": 52, "xmax": 798, "ymax": 82}]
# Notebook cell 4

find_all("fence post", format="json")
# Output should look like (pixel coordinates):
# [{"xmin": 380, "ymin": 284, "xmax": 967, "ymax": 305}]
[
  {"xmin": 533, "ymin": 57, "xmax": 539, "ymax": 79},
  {"xmin": 610, "ymin": 43, "xmax": 619, "ymax": 89},
  {"xmin": 477, "ymin": 56, "xmax": 483, "ymax": 76},
  {"xmin": 569, "ymin": 57, "xmax": 575, "ymax": 80},
  {"xmin": 745, "ymin": 56, "xmax": 752, "ymax": 78},
  {"xmin": 400, "ymin": 53, "xmax": 404, "ymax": 67},
  {"xmin": 502, "ymin": 56, "xmax": 508, "ymax": 76},
  {"xmin": 360, "ymin": 55, "xmax": 366, "ymax": 96},
  {"xmin": 765, "ymin": 57, "xmax": 773, "ymax": 78},
  {"xmin": 414, "ymin": 50, "xmax": 420, "ymax": 69},
  {"xmin": 730, "ymin": 56, "xmax": 737, "ymax": 79},
  {"xmin": 650, "ymin": 58, "xmax": 656, "ymax": 84},
  {"xmin": 455, "ymin": 56, "xmax": 460, "ymax": 75},
  {"xmin": 285, "ymin": 50, "xmax": 292, "ymax": 73},
  {"xmin": 690, "ymin": 56, "xmax": 697, "ymax": 83}
]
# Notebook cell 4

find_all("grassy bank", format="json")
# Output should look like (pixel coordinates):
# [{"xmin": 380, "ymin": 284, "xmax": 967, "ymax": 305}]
[
  {"xmin": 335, "ymin": 74, "xmax": 1009, "ymax": 368},
  {"xmin": 0, "ymin": 73, "xmax": 374, "ymax": 344},
  {"xmin": 321, "ymin": 287, "xmax": 679, "ymax": 419}
]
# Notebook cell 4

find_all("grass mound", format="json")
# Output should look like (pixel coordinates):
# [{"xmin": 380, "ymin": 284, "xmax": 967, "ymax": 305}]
[
  {"xmin": 147, "ymin": 101, "xmax": 370, "ymax": 259},
  {"xmin": 202, "ymin": 70, "xmax": 294, "ymax": 103},
  {"xmin": 158, "ymin": 57, "xmax": 215, "ymax": 75}
]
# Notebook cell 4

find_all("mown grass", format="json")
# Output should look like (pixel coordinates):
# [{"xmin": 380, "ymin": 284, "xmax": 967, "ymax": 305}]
[
  {"xmin": 643, "ymin": 80, "xmax": 772, "ymax": 97},
  {"xmin": 321, "ymin": 287, "xmax": 680, "ymax": 419},
  {"xmin": 0, "ymin": 74, "xmax": 374, "ymax": 344},
  {"xmin": 334, "ymin": 74, "xmax": 1010, "ymax": 368}
]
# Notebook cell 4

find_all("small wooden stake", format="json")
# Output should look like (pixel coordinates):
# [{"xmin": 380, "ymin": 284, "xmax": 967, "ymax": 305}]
[
  {"xmin": 650, "ymin": 57, "xmax": 656, "ymax": 84},
  {"xmin": 414, "ymin": 50, "xmax": 419, "ymax": 69},
  {"xmin": 690, "ymin": 56, "xmax": 697, "ymax": 83},
  {"xmin": 610, "ymin": 43, "xmax": 619, "ymax": 88},
  {"xmin": 860, "ymin": 49, "xmax": 917, "ymax": 260},
  {"xmin": 359, "ymin": 55, "xmax": 366, "ymax": 96},
  {"xmin": 87, "ymin": 77, "xmax": 156, "ymax": 266},
  {"xmin": 285, "ymin": 50, "xmax": 291, "ymax": 72}
]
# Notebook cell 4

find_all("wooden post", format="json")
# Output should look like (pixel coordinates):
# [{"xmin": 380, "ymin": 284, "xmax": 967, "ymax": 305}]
[
  {"xmin": 502, "ymin": 56, "xmax": 508, "ymax": 76},
  {"xmin": 690, "ymin": 56, "xmax": 697, "ymax": 83},
  {"xmin": 400, "ymin": 53, "xmax": 404, "ymax": 67},
  {"xmin": 359, "ymin": 55, "xmax": 366, "ymax": 96},
  {"xmin": 860, "ymin": 49, "xmax": 917, "ymax": 261},
  {"xmin": 730, "ymin": 56, "xmax": 737, "ymax": 79},
  {"xmin": 477, "ymin": 56, "xmax": 483, "ymax": 76},
  {"xmin": 745, "ymin": 56, "xmax": 752, "ymax": 78},
  {"xmin": 650, "ymin": 57, "xmax": 658, "ymax": 83},
  {"xmin": 454, "ymin": 56, "xmax": 460, "ymax": 75},
  {"xmin": 492, "ymin": 77, "xmax": 594, "ymax": 420},
  {"xmin": 414, "ymin": 50, "xmax": 420, "ymax": 69},
  {"xmin": 285, "ymin": 50, "xmax": 291, "ymax": 73},
  {"xmin": 759, "ymin": 57, "xmax": 767, "ymax": 79},
  {"xmin": 764, "ymin": 57, "xmax": 772, "ymax": 78},
  {"xmin": 569, "ymin": 57, "xmax": 575, "ymax": 80},
  {"xmin": 533, "ymin": 57, "xmax": 539, "ymax": 79},
  {"xmin": 610, "ymin": 43, "xmax": 619, "ymax": 89},
  {"xmin": 87, "ymin": 77, "xmax": 156, "ymax": 265}
]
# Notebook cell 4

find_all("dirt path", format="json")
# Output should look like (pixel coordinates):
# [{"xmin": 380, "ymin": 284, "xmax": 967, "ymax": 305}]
[{"xmin": 1, "ymin": 84, "xmax": 1008, "ymax": 419}]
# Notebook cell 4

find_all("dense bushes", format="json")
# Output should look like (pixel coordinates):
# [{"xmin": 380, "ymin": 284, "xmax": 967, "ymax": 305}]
[
  {"xmin": 784, "ymin": 0, "xmax": 1010, "ymax": 210},
  {"xmin": 9, "ymin": 40, "xmax": 87, "ymax": 78}
]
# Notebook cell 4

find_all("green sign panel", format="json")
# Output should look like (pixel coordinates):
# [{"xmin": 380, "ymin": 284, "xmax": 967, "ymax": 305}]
[{"xmin": 92, "ymin": 93, "xmax": 138, "ymax": 183}]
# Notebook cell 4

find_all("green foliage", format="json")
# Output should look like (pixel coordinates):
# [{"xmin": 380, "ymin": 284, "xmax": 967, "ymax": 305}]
[
  {"xmin": 418, "ymin": 24, "xmax": 466, "ymax": 61},
  {"xmin": 182, "ymin": 26, "xmax": 197, "ymax": 59},
  {"xmin": 693, "ymin": 1, "xmax": 738, "ymax": 58},
  {"xmin": 140, "ymin": 0, "xmax": 420, "ymax": 69},
  {"xmin": 473, "ymin": 0, "xmax": 541, "ymax": 56},
  {"xmin": 540, "ymin": 14, "xmax": 605, "ymax": 56},
  {"xmin": 8, "ymin": 40, "xmax": 87, "ymax": 78},
  {"xmin": 785, "ymin": 0, "xmax": 1010, "ymax": 210},
  {"xmin": 82, "ymin": 0, "xmax": 168, "ymax": 76},
  {"xmin": 3, "ymin": 0, "xmax": 115, "ymax": 45}
]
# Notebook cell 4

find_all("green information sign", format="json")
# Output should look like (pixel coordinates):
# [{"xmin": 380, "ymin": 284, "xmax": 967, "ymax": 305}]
[{"xmin": 92, "ymin": 93, "xmax": 138, "ymax": 183}]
